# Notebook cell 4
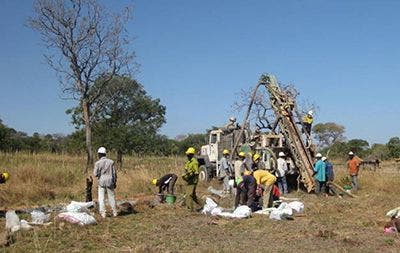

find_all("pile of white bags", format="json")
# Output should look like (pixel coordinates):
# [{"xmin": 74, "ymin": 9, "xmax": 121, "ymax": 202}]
[
  {"xmin": 202, "ymin": 197, "xmax": 251, "ymax": 219},
  {"xmin": 56, "ymin": 201, "xmax": 96, "ymax": 226}
]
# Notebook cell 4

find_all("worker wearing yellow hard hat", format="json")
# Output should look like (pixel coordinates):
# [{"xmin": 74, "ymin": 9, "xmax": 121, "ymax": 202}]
[
  {"xmin": 151, "ymin": 173, "xmax": 178, "ymax": 196},
  {"xmin": 219, "ymin": 149, "xmax": 233, "ymax": 194},
  {"xmin": 0, "ymin": 172, "xmax": 9, "ymax": 184},
  {"xmin": 182, "ymin": 147, "xmax": 202, "ymax": 211}
]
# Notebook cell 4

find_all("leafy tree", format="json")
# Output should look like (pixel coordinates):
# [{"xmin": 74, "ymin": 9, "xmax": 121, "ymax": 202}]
[
  {"xmin": 28, "ymin": 0, "xmax": 135, "ymax": 169},
  {"xmin": 369, "ymin": 143, "xmax": 390, "ymax": 160},
  {"xmin": 312, "ymin": 122, "xmax": 345, "ymax": 148},
  {"xmin": 347, "ymin": 139, "xmax": 369, "ymax": 157},
  {"xmin": 177, "ymin": 134, "xmax": 208, "ymax": 154},
  {"xmin": 68, "ymin": 76, "xmax": 166, "ymax": 166},
  {"xmin": 387, "ymin": 137, "xmax": 400, "ymax": 158}
]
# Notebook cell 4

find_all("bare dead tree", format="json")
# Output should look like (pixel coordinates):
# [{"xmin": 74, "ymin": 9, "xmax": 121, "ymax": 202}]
[{"xmin": 28, "ymin": 0, "xmax": 135, "ymax": 170}]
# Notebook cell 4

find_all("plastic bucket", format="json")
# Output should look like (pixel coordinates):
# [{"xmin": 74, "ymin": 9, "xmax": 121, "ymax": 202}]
[{"xmin": 165, "ymin": 194, "xmax": 176, "ymax": 204}]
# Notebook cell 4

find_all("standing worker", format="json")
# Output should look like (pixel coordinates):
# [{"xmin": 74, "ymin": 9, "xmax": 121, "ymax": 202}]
[
  {"xmin": 323, "ymin": 157, "xmax": 335, "ymax": 195},
  {"xmin": 0, "ymin": 172, "xmax": 9, "ymax": 184},
  {"xmin": 253, "ymin": 167, "xmax": 276, "ymax": 209},
  {"xmin": 313, "ymin": 153, "xmax": 326, "ymax": 196},
  {"xmin": 93, "ymin": 147, "xmax": 118, "ymax": 218},
  {"xmin": 219, "ymin": 149, "xmax": 233, "ymax": 194},
  {"xmin": 151, "ymin": 173, "xmax": 178, "ymax": 195},
  {"xmin": 276, "ymin": 152, "xmax": 288, "ymax": 195},
  {"xmin": 347, "ymin": 151, "xmax": 362, "ymax": 191},
  {"xmin": 234, "ymin": 152, "xmax": 247, "ymax": 184},
  {"xmin": 182, "ymin": 147, "xmax": 202, "ymax": 211}
]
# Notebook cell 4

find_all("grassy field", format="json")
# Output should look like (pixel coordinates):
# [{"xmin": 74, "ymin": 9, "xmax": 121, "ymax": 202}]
[{"xmin": 1, "ymin": 152, "xmax": 400, "ymax": 252}]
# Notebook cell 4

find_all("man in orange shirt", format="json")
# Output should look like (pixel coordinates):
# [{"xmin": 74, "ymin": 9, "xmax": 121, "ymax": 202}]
[{"xmin": 347, "ymin": 151, "xmax": 362, "ymax": 191}]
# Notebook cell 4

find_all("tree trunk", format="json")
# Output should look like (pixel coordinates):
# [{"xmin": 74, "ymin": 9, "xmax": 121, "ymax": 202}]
[
  {"xmin": 82, "ymin": 98, "xmax": 94, "ymax": 172},
  {"xmin": 117, "ymin": 149, "xmax": 123, "ymax": 170}
]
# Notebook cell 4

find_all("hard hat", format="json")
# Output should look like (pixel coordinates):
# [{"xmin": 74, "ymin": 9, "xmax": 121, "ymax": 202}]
[
  {"xmin": 229, "ymin": 117, "xmax": 236, "ymax": 122},
  {"xmin": 97, "ymin": 147, "xmax": 106, "ymax": 154},
  {"xmin": 308, "ymin": 110, "xmax": 313, "ymax": 116},
  {"xmin": 2, "ymin": 172, "xmax": 9, "ymax": 181},
  {"xmin": 321, "ymin": 157, "xmax": 327, "ymax": 161},
  {"xmin": 253, "ymin": 153, "xmax": 261, "ymax": 161},
  {"xmin": 348, "ymin": 151, "xmax": 354, "ymax": 155},
  {"xmin": 316, "ymin": 153, "xmax": 322, "ymax": 158},
  {"xmin": 223, "ymin": 149, "xmax": 230, "ymax": 155},
  {"xmin": 151, "ymin": 178, "xmax": 157, "ymax": 185},
  {"xmin": 278, "ymin": 152, "xmax": 285, "ymax": 157},
  {"xmin": 185, "ymin": 147, "xmax": 196, "ymax": 155},
  {"xmin": 239, "ymin": 152, "xmax": 246, "ymax": 157}
]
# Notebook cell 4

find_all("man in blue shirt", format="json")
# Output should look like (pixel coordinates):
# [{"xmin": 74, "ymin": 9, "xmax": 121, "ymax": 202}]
[
  {"xmin": 313, "ymin": 153, "xmax": 326, "ymax": 196},
  {"xmin": 322, "ymin": 156, "xmax": 335, "ymax": 195}
]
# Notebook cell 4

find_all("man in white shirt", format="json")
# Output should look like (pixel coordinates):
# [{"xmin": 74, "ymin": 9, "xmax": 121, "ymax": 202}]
[{"xmin": 276, "ymin": 152, "xmax": 288, "ymax": 195}]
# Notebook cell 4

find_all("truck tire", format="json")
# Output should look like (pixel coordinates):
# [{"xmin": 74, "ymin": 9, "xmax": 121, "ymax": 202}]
[{"xmin": 199, "ymin": 165, "xmax": 209, "ymax": 182}]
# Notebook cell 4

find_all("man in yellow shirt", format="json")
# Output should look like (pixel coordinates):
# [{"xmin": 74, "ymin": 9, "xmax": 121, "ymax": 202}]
[
  {"xmin": 182, "ymin": 147, "xmax": 202, "ymax": 211},
  {"xmin": 253, "ymin": 167, "xmax": 276, "ymax": 209}
]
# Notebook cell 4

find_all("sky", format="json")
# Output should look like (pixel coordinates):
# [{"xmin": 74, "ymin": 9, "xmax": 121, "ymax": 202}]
[{"xmin": 0, "ymin": 0, "xmax": 399, "ymax": 144}]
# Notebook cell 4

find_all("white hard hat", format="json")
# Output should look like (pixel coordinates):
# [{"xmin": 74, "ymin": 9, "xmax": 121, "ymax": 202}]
[
  {"xmin": 278, "ymin": 152, "xmax": 285, "ymax": 157},
  {"xmin": 348, "ymin": 151, "xmax": 354, "ymax": 155},
  {"xmin": 229, "ymin": 117, "xmax": 236, "ymax": 122},
  {"xmin": 321, "ymin": 156, "xmax": 327, "ymax": 161},
  {"xmin": 315, "ymin": 153, "xmax": 322, "ymax": 158},
  {"xmin": 308, "ymin": 110, "xmax": 313, "ymax": 116},
  {"xmin": 97, "ymin": 147, "xmax": 106, "ymax": 154}
]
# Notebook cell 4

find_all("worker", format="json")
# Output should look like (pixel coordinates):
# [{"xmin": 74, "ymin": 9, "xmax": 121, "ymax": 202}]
[
  {"xmin": 234, "ymin": 174, "xmax": 257, "ymax": 211},
  {"xmin": 219, "ymin": 149, "xmax": 233, "ymax": 194},
  {"xmin": 322, "ymin": 157, "xmax": 335, "ymax": 195},
  {"xmin": 347, "ymin": 151, "xmax": 362, "ymax": 191},
  {"xmin": 151, "ymin": 173, "xmax": 178, "ymax": 195},
  {"xmin": 93, "ymin": 147, "xmax": 118, "ymax": 218},
  {"xmin": 182, "ymin": 147, "xmax": 202, "ymax": 211},
  {"xmin": 223, "ymin": 117, "xmax": 239, "ymax": 132},
  {"xmin": 313, "ymin": 153, "xmax": 326, "ymax": 196},
  {"xmin": 0, "ymin": 172, "xmax": 10, "ymax": 184},
  {"xmin": 276, "ymin": 152, "xmax": 288, "ymax": 195},
  {"xmin": 302, "ymin": 110, "xmax": 314, "ymax": 135},
  {"xmin": 253, "ymin": 167, "xmax": 276, "ymax": 209},
  {"xmin": 234, "ymin": 152, "xmax": 246, "ymax": 183}
]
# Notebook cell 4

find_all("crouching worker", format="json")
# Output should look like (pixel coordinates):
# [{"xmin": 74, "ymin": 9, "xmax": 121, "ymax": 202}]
[
  {"xmin": 253, "ymin": 168, "xmax": 276, "ymax": 209},
  {"xmin": 151, "ymin": 173, "xmax": 178, "ymax": 195},
  {"xmin": 0, "ymin": 172, "xmax": 10, "ymax": 184},
  {"xmin": 235, "ymin": 174, "xmax": 257, "ymax": 211},
  {"xmin": 182, "ymin": 147, "xmax": 202, "ymax": 211},
  {"xmin": 93, "ymin": 147, "xmax": 118, "ymax": 218}
]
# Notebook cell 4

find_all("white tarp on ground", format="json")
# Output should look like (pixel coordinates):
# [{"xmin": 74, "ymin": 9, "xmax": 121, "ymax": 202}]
[
  {"xmin": 202, "ymin": 197, "xmax": 251, "ymax": 219},
  {"xmin": 202, "ymin": 197, "xmax": 305, "ymax": 221},
  {"xmin": 386, "ymin": 207, "xmax": 400, "ymax": 218}
]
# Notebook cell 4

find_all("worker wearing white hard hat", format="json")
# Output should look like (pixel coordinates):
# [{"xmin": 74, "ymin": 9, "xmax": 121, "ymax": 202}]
[
  {"xmin": 347, "ymin": 151, "xmax": 361, "ymax": 191},
  {"xmin": 302, "ymin": 110, "xmax": 314, "ymax": 136},
  {"xmin": 93, "ymin": 146, "xmax": 118, "ymax": 218},
  {"xmin": 313, "ymin": 152, "xmax": 326, "ymax": 196},
  {"xmin": 276, "ymin": 152, "xmax": 288, "ymax": 194}
]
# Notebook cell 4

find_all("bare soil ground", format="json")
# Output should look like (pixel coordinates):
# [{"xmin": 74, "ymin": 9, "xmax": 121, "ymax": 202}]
[{"xmin": 1, "ymin": 154, "xmax": 400, "ymax": 252}]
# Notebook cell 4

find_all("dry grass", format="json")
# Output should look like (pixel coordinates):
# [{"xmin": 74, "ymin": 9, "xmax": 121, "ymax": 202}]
[{"xmin": 1, "ymin": 153, "xmax": 400, "ymax": 252}]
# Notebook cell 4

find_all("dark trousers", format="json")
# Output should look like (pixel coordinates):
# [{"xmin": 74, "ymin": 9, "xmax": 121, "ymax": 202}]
[
  {"xmin": 167, "ymin": 174, "xmax": 178, "ymax": 194},
  {"xmin": 315, "ymin": 180, "xmax": 326, "ymax": 195},
  {"xmin": 235, "ymin": 184, "xmax": 255, "ymax": 209}
]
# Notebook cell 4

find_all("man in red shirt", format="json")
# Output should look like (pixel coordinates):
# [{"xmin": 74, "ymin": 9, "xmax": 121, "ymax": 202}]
[{"xmin": 347, "ymin": 151, "xmax": 362, "ymax": 191}]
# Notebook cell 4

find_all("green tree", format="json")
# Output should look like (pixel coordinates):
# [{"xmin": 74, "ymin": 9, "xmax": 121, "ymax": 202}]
[
  {"xmin": 312, "ymin": 122, "xmax": 345, "ymax": 148},
  {"xmin": 387, "ymin": 137, "xmax": 400, "ymax": 158},
  {"xmin": 28, "ymin": 0, "xmax": 135, "ymax": 169},
  {"xmin": 347, "ymin": 139, "xmax": 369, "ymax": 157},
  {"xmin": 369, "ymin": 143, "xmax": 390, "ymax": 160},
  {"xmin": 69, "ymin": 76, "xmax": 166, "ymax": 166},
  {"xmin": 177, "ymin": 134, "xmax": 208, "ymax": 154}
]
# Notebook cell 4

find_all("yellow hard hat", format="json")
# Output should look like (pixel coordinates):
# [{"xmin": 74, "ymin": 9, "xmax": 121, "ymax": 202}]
[
  {"xmin": 223, "ymin": 149, "xmax": 230, "ymax": 155},
  {"xmin": 2, "ymin": 172, "xmax": 9, "ymax": 181},
  {"xmin": 185, "ymin": 147, "xmax": 196, "ymax": 155},
  {"xmin": 239, "ymin": 152, "xmax": 246, "ymax": 157},
  {"xmin": 151, "ymin": 178, "xmax": 157, "ymax": 185},
  {"xmin": 253, "ymin": 153, "xmax": 261, "ymax": 161}
]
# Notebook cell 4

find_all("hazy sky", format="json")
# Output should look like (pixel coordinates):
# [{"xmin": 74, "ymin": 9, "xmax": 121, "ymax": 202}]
[{"xmin": 0, "ymin": 0, "xmax": 399, "ymax": 144}]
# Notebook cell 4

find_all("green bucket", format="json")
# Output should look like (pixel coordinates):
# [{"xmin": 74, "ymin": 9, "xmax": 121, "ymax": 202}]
[
  {"xmin": 343, "ymin": 185, "xmax": 352, "ymax": 190},
  {"xmin": 165, "ymin": 194, "xmax": 176, "ymax": 204}
]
